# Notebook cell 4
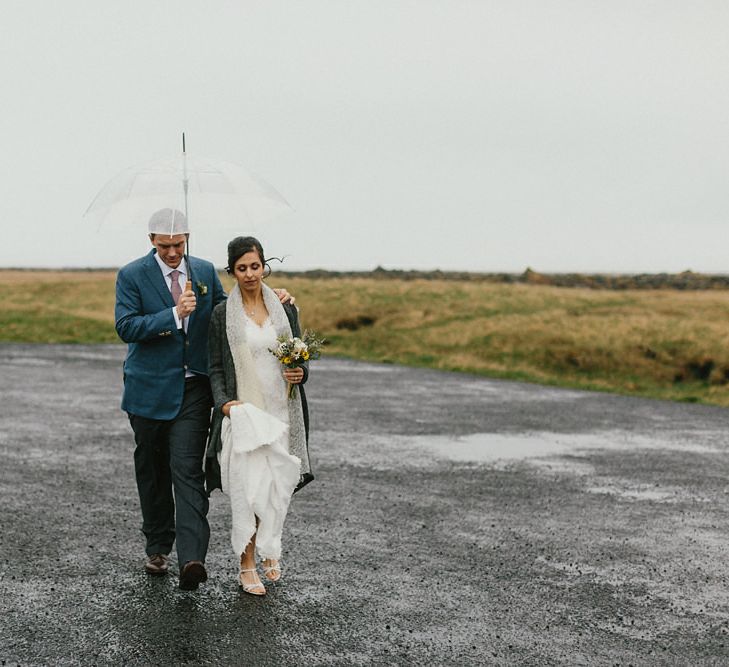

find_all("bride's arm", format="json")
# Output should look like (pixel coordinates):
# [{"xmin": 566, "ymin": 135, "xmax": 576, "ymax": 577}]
[
  {"xmin": 208, "ymin": 306, "xmax": 237, "ymax": 410},
  {"xmin": 284, "ymin": 303, "xmax": 309, "ymax": 385}
]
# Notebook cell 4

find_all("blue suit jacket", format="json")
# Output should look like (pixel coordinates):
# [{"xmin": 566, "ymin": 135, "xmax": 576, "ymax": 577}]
[{"xmin": 115, "ymin": 250, "xmax": 227, "ymax": 420}]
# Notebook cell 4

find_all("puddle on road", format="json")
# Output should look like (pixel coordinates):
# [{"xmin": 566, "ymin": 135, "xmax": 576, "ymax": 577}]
[
  {"xmin": 315, "ymin": 360, "xmax": 398, "ymax": 374},
  {"xmin": 585, "ymin": 484, "xmax": 703, "ymax": 503},
  {"xmin": 410, "ymin": 431, "xmax": 720, "ymax": 464},
  {"xmin": 415, "ymin": 432, "xmax": 570, "ymax": 462},
  {"xmin": 1, "ymin": 357, "xmax": 54, "ymax": 367}
]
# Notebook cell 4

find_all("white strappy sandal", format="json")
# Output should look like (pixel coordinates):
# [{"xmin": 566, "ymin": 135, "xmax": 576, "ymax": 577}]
[
  {"xmin": 261, "ymin": 559, "xmax": 282, "ymax": 582},
  {"xmin": 239, "ymin": 567, "xmax": 266, "ymax": 596}
]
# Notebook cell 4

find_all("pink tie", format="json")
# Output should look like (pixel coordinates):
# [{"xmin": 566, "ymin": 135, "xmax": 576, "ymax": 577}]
[{"xmin": 170, "ymin": 270, "xmax": 182, "ymax": 305}]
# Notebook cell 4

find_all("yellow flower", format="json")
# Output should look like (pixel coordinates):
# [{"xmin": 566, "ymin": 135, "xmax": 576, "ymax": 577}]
[
  {"xmin": 282, "ymin": 357, "xmax": 292, "ymax": 365},
  {"xmin": 302, "ymin": 351, "xmax": 310, "ymax": 360}
]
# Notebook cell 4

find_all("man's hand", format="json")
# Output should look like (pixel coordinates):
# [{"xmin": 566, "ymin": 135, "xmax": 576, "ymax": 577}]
[
  {"xmin": 176, "ymin": 286, "xmax": 196, "ymax": 319},
  {"xmin": 273, "ymin": 288, "xmax": 295, "ymax": 306},
  {"xmin": 222, "ymin": 400, "xmax": 243, "ymax": 417}
]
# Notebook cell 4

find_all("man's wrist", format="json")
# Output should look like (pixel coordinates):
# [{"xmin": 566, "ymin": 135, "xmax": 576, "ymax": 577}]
[{"xmin": 172, "ymin": 306, "xmax": 183, "ymax": 329}]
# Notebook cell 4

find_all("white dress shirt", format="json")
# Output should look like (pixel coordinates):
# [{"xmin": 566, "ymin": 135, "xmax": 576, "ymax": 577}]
[
  {"xmin": 153, "ymin": 252, "xmax": 188, "ymax": 333},
  {"xmin": 154, "ymin": 253, "xmax": 196, "ymax": 378}
]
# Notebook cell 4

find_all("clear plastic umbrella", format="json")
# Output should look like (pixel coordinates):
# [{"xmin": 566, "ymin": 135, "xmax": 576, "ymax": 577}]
[{"xmin": 85, "ymin": 136, "xmax": 292, "ymax": 237}]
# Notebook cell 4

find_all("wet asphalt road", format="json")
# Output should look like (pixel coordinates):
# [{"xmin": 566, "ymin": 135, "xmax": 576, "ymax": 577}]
[{"xmin": 2, "ymin": 344, "xmax": 729, "ymax": 666}]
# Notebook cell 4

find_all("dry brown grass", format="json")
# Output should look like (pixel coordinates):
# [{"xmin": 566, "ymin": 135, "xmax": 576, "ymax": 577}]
[
  {"xmin": 1, "ymin": 271, "xmax": 117, "ymax": 343},
  {"xmin": 264, "ymin": 277, "xmax": 729, "ymax": 405},
  {"xmin": 3, "ymin": 270, "xmax": 729, "ymax": 405}
]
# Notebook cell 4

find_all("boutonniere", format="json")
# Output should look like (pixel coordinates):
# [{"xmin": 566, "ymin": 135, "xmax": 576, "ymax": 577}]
[{"xmin": 196, "ymin": 281, "xmax": 208, "ymax": 296}]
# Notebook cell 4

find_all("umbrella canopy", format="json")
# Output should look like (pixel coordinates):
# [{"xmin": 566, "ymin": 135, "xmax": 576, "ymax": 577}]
[{"xmin": 85, "ymin": 152, "xmax": 292, "ymax": 235}]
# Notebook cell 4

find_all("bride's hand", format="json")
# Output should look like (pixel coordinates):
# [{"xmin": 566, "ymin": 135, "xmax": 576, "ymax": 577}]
[
  {"xmin": 283, "ymin": 367, "xmax": 304, "ymax": 385},
  {"xmin": 222, "ymin": 400, "xmax": 243, "ymax": 417}
]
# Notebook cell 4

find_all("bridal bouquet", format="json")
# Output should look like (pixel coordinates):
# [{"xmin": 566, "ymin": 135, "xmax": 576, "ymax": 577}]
[{"xmin": 270, "ymin": 330, "xmax": 325, "ymax": 398}]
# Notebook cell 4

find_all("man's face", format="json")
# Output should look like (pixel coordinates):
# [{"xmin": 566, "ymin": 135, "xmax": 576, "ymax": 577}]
[{"xmin": 150, "ymin": 234, "xmax": 187, "ymax": 268}]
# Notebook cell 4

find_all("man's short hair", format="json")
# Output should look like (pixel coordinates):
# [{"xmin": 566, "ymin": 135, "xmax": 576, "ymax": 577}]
[{"xmin": 148, "ymin": 208, "xmax": 189, "ymax": 236}]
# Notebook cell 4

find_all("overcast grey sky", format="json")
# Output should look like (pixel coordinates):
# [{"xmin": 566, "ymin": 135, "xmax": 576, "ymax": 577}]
[{"xmin": 1, "ymin": 1, "xmax": 728, "ymax": 272}]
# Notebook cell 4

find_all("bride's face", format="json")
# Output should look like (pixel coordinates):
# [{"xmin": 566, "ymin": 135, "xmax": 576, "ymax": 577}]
[{"xmin": 233, "ymin": 250, "xmax": 265, "ymax": 294}]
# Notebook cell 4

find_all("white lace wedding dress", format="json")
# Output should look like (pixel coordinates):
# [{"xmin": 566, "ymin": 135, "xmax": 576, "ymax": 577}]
[
  {"xmin": 220, "ymin": 314, "xmax": 301, "ymax": 561},
  {"xmin": 244, "ymin": 315, "xmax": 289, "ymax": 426}
]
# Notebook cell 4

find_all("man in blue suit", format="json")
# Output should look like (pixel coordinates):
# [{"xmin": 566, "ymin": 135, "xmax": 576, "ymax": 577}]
[{"xmin": 115, "ymin": 208, "xmax": 290, "ymax": 590}]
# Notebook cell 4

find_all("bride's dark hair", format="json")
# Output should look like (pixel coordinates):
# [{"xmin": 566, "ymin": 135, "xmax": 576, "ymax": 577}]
[{"xmin": 226, "ymin": 236, "xmax": 282, "ymax": 277}]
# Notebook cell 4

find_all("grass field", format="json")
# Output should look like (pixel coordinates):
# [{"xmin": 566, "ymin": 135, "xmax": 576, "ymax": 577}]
[{"xmin": 2, "ymin": 269, "xmax": 729, "ymax": 406}]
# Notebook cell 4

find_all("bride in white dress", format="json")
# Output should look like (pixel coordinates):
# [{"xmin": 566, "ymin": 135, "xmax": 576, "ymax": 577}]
[{"xmin": 207, "ymin": 236, "xmax": 313, "ymax": 595}]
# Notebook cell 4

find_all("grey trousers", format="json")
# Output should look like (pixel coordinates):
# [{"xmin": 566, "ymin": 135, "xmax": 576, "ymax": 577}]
[{"xmin": 128, "ymin": 376, "xmax": 212, "ymax": 567}]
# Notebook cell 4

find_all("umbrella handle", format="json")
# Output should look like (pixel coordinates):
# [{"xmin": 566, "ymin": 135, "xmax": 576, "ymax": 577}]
[{"xmin": 185, "ymin": 280, "xmax": 192, "ymax": 293}]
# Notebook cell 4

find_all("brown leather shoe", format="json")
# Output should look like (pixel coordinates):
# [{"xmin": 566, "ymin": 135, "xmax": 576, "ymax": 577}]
[
  {"xmin": 179, "ymin": 560, "xmax": 208, "ymax": 591},
  {"xmin": 144, "ymin": 553, "xmax": 169, "ymax": 576}
]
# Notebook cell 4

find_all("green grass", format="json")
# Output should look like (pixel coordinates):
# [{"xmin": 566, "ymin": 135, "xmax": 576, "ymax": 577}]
[
  {"xmin": 2, "ymin": 270, "xmax": 729, "ymax": 406},
  {"xmin": 0, "ymin": 310, "xmax": 118, "ymax": 343}
]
